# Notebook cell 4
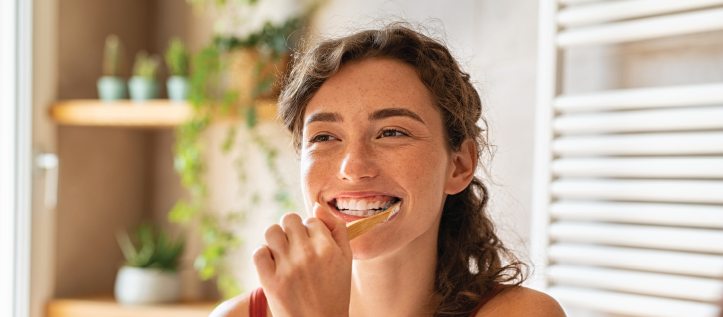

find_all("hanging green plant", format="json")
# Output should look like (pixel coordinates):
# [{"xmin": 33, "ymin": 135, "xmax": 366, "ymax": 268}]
[{"xmin": 169, "ymin": 15, "xmax": 307, "ymax": 299}]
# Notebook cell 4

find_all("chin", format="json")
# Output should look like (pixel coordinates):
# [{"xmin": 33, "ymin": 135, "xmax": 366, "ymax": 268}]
[
  {"xmin": 350, "ymin": 238, "xmax": 396, "ymax": 260},
  {"xmin": 348, "ymin": 226, "xmax": 413, "ymax": 261}
]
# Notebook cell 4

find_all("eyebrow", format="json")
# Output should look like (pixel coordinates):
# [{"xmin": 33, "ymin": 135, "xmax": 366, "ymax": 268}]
[
  {"xmin": 369, "ymin": 108, "xmax": 425, "ymax": 124},
  {"xmin": 305, "ymin": 112, "xmax": 343, "ymax": 126},
  {"xmin": 304, "ymin": 107, "xmax": 425, "ymax": 126}
]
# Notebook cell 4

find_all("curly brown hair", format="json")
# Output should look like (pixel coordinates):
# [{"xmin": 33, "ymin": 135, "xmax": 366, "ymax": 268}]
[{"xmin": 277, "ymin": 22, "xmax": 527, "ymax": 317}]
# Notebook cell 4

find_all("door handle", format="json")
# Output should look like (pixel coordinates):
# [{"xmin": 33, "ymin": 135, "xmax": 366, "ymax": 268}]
[{"xmin": 35, "ymin": 153, "xmax": 58, "ymax": 209}]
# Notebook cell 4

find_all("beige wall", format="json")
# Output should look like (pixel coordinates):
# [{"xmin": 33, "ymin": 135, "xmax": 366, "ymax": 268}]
[{"xmin": 55, "ymin": 127, "xmax": 151, "ymax": 296}]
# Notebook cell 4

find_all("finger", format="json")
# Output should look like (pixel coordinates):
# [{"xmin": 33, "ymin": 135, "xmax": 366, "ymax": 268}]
[
  {"xmin": 253, "ymin": 246, "xmax": 276, "ymax": 286},
  {"xmin": 314, "ymin": 202, "xmax": 352, "ymax": 260},
  {"xmin": 303, "ymin": 216, "xmax": 331, "ymax": 239},
  {"xmin": 264, "ymin": 224, "xmax": 289, "ymax": 258},
  {"xmin": 280, "ymin": 212, "xmax": 309, "ymax": 244}
]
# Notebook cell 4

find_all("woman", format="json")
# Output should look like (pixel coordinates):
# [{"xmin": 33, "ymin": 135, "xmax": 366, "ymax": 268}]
[{"xmin": 212, "ymin": 23, "xmax": 566, "ymax": 317}]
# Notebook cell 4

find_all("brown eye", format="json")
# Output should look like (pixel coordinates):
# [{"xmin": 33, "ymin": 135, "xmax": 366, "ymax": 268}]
[
  {"xmin": 380, "ymin": 129, "xmax": 407, "ymax": 138},
  {"xmin": 310, "ymin": 134, "xmax": 337, "ymax": 143}
]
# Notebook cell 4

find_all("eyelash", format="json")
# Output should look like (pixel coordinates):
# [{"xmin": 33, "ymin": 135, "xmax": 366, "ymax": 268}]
[
  {"xmin": 307, "ymin": 128, "xmax": 409, "ymax": 144},
  {"xmin": 378, "ymin": 128, "xmax": 408, "ymax": 138},
  {"xmin": 309, "ymin": 134, "xmax": 336, "ymax": 143}
]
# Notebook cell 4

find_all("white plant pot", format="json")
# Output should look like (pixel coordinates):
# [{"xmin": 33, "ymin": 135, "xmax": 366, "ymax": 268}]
[{"xmin": 114, "ymin": 266, "xmax": 181, "ymax": 305}]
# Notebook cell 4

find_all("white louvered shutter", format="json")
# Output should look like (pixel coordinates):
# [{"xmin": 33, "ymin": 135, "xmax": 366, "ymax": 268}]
[{"xmin": 531, "ymin": 1, "xmax": 723, "ymax": 316}]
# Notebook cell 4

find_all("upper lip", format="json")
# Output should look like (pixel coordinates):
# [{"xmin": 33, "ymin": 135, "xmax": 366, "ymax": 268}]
[{"xmin": 326, "ymin": 191, "xmax": 402, "ymax": 204}]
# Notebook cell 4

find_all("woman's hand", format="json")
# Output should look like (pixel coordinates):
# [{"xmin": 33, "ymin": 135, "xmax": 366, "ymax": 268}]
[{"xmin": 253, "ymin": 203, "xmax": 353, "ymax": 317}]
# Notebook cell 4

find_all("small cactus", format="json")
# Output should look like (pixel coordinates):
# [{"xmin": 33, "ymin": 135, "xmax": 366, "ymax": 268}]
[
  {"xmin": 132, "ymin": 51, "xmax": 161, "ymax": 79},
  {"xmin": 103, "ymin": 35, "xmax": 122, "ymax": 77},
  {"xmin": 165, "ymin": 37, "xmax": 189, "ymax": 77}
]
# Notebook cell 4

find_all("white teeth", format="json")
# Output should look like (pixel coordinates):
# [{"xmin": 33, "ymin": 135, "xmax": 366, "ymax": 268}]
[{"xmin": 335, "ymin": 198, "xmax": 399, "ymax": 217}]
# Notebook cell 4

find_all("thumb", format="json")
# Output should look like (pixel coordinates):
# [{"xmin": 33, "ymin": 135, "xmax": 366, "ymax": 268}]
[{"xmin": 314, "ymin": 202, "xmax": 352, "ymax": 260}]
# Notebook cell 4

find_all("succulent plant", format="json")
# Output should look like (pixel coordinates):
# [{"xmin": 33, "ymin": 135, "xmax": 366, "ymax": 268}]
[
  {"xmin": 103, "ymin": 35, "xmax": 122, "ymax": 77},
  {"xmin": 132, "ymin": 51, "xmax": 161, "ymax": 79},
  {"xmin": 117, "ymin": 223, "xmax": 184, "ymax": 271},
  {"xmin": 165, "ymin": 37, "xmax": 189, "ymax": 77}
]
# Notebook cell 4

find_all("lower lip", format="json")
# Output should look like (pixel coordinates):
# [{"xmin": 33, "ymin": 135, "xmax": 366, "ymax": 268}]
[{"xmin": 329, "ymin": 202, "xmax": 401, "ymax": 224}]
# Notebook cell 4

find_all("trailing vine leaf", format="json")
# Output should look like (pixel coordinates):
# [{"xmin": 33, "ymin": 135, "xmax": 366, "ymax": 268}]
[
  {"xmin": 172, "ymin": 5, "xmax": 313, "ymax": 300},
  {"xmin": 222, "ymin": 126, "xmax": 237, "ymax": 154}
]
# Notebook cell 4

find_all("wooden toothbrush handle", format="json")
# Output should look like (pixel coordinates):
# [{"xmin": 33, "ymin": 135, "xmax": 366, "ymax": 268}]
[{"xmin": 345, "ymin": 202, "xmax": 399, "ymax": 241}]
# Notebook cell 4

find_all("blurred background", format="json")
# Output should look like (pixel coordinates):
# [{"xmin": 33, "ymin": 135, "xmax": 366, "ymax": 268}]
[{"xmin": 2, "ymin": 0, "xmax": 723, "ymax": 317}]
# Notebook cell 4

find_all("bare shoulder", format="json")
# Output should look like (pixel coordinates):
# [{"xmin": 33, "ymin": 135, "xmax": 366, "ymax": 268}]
[
  {"xmin": 209, "ymin": 292, "xmax": 251, "ymax": 317},
  {"xmin": 476, "ymin": 286, "xmax": 566, "ymax": 317}
]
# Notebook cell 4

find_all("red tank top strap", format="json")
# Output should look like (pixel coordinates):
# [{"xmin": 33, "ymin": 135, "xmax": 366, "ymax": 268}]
[
  {"xmin": 468, "ymin": 284, "xmax": 505, "ymax": 317},
  {"xmin": 249, "ymin": 287, "xmax": 267, "ymax": 317}
]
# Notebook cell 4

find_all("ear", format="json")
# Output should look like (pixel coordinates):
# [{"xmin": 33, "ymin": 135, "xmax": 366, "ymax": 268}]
[{"xmin": 444, "ymin": 138, "xmax": 477, "ymax": 195}]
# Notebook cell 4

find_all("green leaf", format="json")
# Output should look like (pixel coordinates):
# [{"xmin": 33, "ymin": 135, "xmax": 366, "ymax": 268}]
[
  {"xmin": 165, "ymin": 37, "xmax": 189, "ymax": 76},
  {"xmin": 245, "ymin": 107, "xmax": 257, "ymax": 128}
]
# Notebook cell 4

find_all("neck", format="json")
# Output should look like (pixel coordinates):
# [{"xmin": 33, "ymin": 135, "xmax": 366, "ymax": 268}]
[{"xmin": 349, "ymin": 225, "xmax": 441, "ymax": 317}]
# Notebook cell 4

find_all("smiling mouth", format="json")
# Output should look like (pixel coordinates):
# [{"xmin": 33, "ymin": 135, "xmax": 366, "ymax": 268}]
[{"xmin": 333, "ymin": 196, "xmax": 401, "ymax": 218}]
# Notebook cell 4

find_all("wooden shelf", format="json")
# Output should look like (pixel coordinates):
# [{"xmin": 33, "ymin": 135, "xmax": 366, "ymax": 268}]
[
  {"xmin": 50, "ymin": 99, "xmax": 279, "ymax": 128},
  {"xmin": 47, "ymin": 296, "xmax": 217, "ymax": 317}
]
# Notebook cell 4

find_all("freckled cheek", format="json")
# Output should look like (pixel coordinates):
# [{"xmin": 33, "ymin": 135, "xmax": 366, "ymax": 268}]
[
  {"xmin": 300, "ymin": 154, "xmax": 317, "ymax": 203},
  {"xmin": 300, "ymin": 153, "xmax": 334, "ymax": 199},
  {"xmin": 388, "ymin": 150, "xmax": 445, "ymax": 188}
]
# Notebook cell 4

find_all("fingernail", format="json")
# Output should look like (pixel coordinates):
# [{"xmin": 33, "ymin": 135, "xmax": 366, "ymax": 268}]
[{"xmin": 313, "ymin": 202, "xmax": 322, "ymax": 217}]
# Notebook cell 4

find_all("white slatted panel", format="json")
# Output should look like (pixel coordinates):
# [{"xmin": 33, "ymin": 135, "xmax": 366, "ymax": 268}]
[
  {"xmin": 557, "ymin": 0, "xmax": 723, "ymax": 27},
  {"xmin": 549, "ymin": 265, "xmax": 723, "ymax": 302},
  {"xmin": 550, "ymin": 222, "xmax": 723, "ymax": 253},
  {"xmin": 550, "ymin": 201, "xmax": 723, "ymax": 227},
  {"xmin": 554, "ymin": 83, "xmax": 723, "ymax": 112},
  {"xmin": 549, "ymin": 286, "xmax": 721, "ymax": 317},
  {"xmin": 552, "ymin": 158, "xmax": 723, "ymax": 178},
  {"xmin": 533, "ymin": 1, "xmax": 723, "ymax": 316},
  {"xmin": 548, "ymin": 244, "xmax": 723, "ymax": 277},
  {"xmin": 554, "ymin": 107, "xmax": 723, "ymax": 134},
  {"xmin": 557, "ymin": 7, "xmax": 723, "ymax": 47},
  {"xmin": 551, "ymin": 179, "xmax": 723, "ymax": 203}
]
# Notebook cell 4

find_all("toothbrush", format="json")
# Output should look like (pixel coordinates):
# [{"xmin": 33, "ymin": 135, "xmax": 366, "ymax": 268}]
[{"xmin": 346, "ymin": 201, "xmax": 401, "ymax": 241}]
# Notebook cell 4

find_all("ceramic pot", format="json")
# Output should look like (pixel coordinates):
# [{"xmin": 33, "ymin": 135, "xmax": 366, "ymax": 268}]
[
  {"xmin": 166, "ymin": 76, "xmax": 190, "ymax": 102},
  {"xmin": 97, "ymin": 76, "xmax": 126, "ymax": 101},
  {"xmin": 128, "ymin": 76, "xmax": 159, "ymax": 102},
  {"xmin": 114, "ymin": 266, "xmax": 181, "ymax": 305}
]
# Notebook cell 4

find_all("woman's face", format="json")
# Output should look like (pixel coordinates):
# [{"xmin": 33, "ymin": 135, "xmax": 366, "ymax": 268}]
[{"xmin": 301, "ymin": 58, "xmax": 461, "ymax": 259}]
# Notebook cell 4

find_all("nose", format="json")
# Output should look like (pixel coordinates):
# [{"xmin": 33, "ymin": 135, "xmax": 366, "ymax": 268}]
[{"xmin": 338, "ymin": 141, "xmax": 378, "ymax": 181}]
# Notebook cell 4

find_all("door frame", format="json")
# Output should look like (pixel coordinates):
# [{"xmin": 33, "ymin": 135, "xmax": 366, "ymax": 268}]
[{"xmin": 0, "ymin": 0, "xmax": 34, "ymax": 316}]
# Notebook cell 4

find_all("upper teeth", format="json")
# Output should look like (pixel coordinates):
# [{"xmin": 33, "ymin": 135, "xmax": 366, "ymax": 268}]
[{"xmin": 336, "ymin": 200, "xmax": 394, "ymax": 211}]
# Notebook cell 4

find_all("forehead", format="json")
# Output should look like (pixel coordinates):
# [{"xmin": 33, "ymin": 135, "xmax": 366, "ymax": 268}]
[{"xmin": 304, "ymin": 58, "xmax": 437, "ymax": 121}]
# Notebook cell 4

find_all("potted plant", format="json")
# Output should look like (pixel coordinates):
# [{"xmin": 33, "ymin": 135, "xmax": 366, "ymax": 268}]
[
  {"xmin": 165, "ymin": 37, "xmax": 190, "ymax": 102},
  {"xmin": 128, "ymin": 51, "xmax": 161, "ymax": 102},
  {"xmin": 114, "ymin": 223, "xmax": 185, "ymax": 305},
  {"xmin": 97, "ymin": 35, "xmax": 126, "ymax": 101},
  {"xmin": 222, "ymin": 18, "xmax": 302, "ymax": 106}
]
